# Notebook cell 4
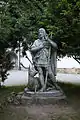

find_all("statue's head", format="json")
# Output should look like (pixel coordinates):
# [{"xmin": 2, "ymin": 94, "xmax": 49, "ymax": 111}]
[{"xmin": 38, "ymin": 28, "xmax": 47, "ymax": 40}]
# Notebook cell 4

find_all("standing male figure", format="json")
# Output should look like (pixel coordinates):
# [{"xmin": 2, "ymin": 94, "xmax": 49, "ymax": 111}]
[{"xmin": 30, "ymin": 28, "xmax": 59, "ymax": 92}]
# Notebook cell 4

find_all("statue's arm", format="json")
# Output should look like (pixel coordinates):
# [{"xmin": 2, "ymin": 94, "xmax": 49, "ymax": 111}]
[
  {"xmin": 30, "ymin": 45, "xmax": 43, "ymax": 52},
  {"xmin": 47, "ymin": 38, "xmax": 58, "ymax": 49},
  {"xmin": 30, "ymin": 40, "xmax": 44, "ymax": 52}
]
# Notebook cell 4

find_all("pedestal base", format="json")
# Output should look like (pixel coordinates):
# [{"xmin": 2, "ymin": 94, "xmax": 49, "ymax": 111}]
[{"xmin": 21, "ymin": 90, "xmax": 66, "ymax": 105}]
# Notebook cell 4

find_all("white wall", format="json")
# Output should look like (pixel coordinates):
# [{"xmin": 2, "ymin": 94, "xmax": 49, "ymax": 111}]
[
  {"xmin": 20, "ymin": 53, "xmax": 80, "ymax": 68},
  {"xmin": 57, "ymin": 56, "xmax": 80, "ymax": 68}
]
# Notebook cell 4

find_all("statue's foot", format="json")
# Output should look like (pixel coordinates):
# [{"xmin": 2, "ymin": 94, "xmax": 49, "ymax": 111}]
[
  {"xmin": 24, "ymin": 87, "xmax": 29, "ymax": 92},
  {"xmin": 46, "ymin": 87, "xmax": 53, "ymax": 91},
  {"xmin": 38, "ymin": 88, "xmax": 45, "ymax": 92},
  {"xmin": 54, "ymin": 83, "xmax": 63, "ymax": 93}
]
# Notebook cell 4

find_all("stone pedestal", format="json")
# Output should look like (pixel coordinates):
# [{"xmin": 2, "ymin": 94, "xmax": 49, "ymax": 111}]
[{"xmin": 21, "ymin": 90, "xmax": 66, "ymax": 105}]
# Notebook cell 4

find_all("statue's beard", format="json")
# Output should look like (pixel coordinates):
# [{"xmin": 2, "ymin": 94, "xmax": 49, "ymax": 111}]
[{"xmin": 39, "ymin": 36, "xmax": 45, "ymax": 40}]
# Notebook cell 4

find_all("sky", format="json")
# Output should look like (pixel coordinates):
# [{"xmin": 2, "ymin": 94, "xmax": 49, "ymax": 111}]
[{"xmin": 20, "ymin": 51, "xmax": 80, "ymax": 68}]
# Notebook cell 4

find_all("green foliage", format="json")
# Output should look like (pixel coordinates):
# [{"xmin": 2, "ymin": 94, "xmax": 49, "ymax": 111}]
[
  {"xmin": 0, "ymin": 51, "xmax": 14, "ymax": 83},
  {"xmin": 43, "ymin": 0, "xmax": 80, "ymax": 57},
  {"xmin": 0, "ymin": 0, "xmax": 80, "ymax": 57},
  {"xmin": 0, "ymin": 0, "xmax": 46, "ymax": 50}
]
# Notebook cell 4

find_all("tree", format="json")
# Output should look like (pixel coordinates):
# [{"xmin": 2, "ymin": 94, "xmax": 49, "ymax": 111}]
[
  {"xmin": 0, "ymin": 50, "xmax": 14, "ymax": 86},
  {"xmin": 0, "ymin": 0, "xmax": 47, "ymax": 78},
  {"xmin": 0, "ymin": 0, "xmax": 80, "ymax": 58},
  {"xmin": 0, "ymin": 0, "xmax": 45, "ymax": 49},
  {"xmin": 40, "ymin": 0, "xmax": 80, "ymax": 58}
]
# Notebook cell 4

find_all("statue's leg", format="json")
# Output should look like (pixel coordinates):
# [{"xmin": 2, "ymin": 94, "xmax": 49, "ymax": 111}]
[
  {"xmin": 48, "ymin": 66, "xmax": 62, "ymax": 91},
  {"xmin": 48, "ymin": 66, "xmax": 56, "ymax": 82},
  {"xmin": 37, "ymin": 67, "xmax": 44, "ymax": 91}
]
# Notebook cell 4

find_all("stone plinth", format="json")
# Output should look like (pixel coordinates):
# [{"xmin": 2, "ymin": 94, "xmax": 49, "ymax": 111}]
[{"xmin": 21, "ymin": 90, "xmax": 66, "ymax": 105}]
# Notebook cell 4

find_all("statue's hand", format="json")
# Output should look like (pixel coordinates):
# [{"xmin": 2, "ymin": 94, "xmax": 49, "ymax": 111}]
[
  {"xmin": 45, "ymin": 35, "xmax": 51, "ymax": 45},
  {"xmin": 45, "ymin": 35, "xmax": 48, "ymax": 41},
  {"xmin": 43, "ymin": 41, "xmax": 49, "ymax": 48}
]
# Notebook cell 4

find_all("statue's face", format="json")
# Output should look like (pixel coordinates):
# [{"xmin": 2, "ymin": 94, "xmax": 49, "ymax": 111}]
[{"xmin": 38, "ymin": 29, "xmax": 45, "ymax": 39}]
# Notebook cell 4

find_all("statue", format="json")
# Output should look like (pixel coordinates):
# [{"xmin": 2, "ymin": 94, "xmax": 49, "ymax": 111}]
[{"xmin": 27, "ymin": 28, "xmax": 61, "ymax": 92}]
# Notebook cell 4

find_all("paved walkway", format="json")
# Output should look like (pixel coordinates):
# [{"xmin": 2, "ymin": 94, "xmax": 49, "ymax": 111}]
[
  {"xmin": 4, "ymin": 70, "xmax": 28, "ymax": 86},
  {"xmin": 57, "ymin": 73, "xmax": 80, "ymax": 84},
  {"xmin": 3, "ymin": 70, "xmax": 80, "ymax": 86}
]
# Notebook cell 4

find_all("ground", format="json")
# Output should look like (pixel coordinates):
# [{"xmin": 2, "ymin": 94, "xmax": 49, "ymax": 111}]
[{"xmin": 0, "ymin": 83, "xmax": 80, "ymax": 120}]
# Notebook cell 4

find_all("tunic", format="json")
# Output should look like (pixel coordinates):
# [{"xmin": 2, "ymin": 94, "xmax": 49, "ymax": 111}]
[{"xmin": 31, "ymin": 39, "xmax": 50, "ymax": 67}]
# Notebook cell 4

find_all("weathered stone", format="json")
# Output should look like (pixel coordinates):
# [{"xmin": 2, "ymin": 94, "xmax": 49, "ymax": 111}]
[
  {"xmin": 22, "ymin": 28, "xmax": 66, "ymax": 105},
  {"xmin": 27, "ymin": 28, "xmax": 62, "ymax": 92},
  {"xmin": 24, "ymin": 90, "xmax": 64, "ymax": 97},
  {"xmin": 21, "ymin": 93, "xmax": 66, "ymax": 105}
]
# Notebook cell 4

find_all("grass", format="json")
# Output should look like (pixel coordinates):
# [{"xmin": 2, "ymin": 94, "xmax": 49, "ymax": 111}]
[
  {"xmin": 0, "ymin": 85, "xmax": 26, "ymax": 105},
  {"xmin": 58, "ymin": 82, "xmax": 80, "ymax": 95},
  {"xmin": 0, "ymin": 83, "xmax": 80, "ymax": 120}
]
